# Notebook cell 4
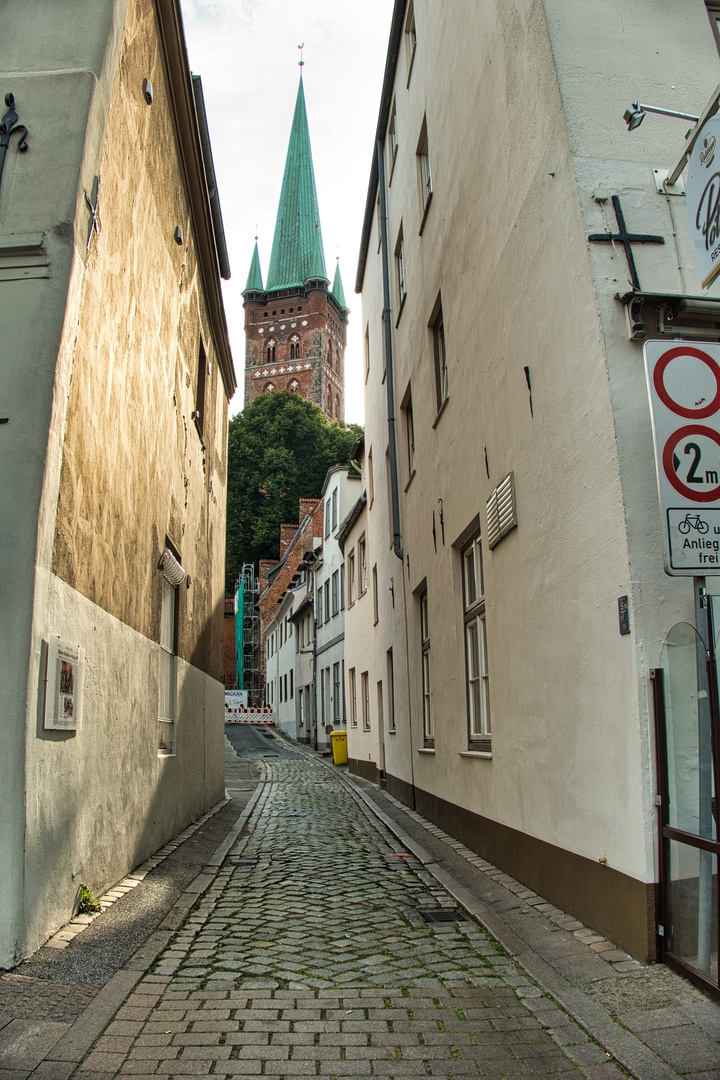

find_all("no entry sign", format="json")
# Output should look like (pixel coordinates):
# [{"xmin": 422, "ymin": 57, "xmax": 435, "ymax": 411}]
[{"xmin": 645, "ymin": 341, "xmax": 720, "ymax": 575}]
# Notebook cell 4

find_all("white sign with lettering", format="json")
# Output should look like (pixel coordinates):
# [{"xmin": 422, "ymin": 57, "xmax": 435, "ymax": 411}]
[{"xmin": 687, "ymin": 114, "xmax": 720, "ymax": 291}]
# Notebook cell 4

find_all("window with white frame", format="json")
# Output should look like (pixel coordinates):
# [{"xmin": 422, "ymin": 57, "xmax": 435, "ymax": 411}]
[
  {"xmin": 332, "ymin": 488, "xmax": 338, "ymax": 530},
  {"xmin": 463, "ymin": 534, "xmax": 490, "ymax": 748},
  {"xmin": 340, "ymin": 563, "xmax": 345, "ymax": 609},
  {"xmin": 405, "ymin": 0, "xmax": 417, "ymax": 83},
  {"xmin": 372, "ymin": 564, "xmax": 379, "ymax": 625},
  {"xmin": 361, "ymin": 671, "xmax": 370, "ymax": 731},
  {"xmin": 325, "ymin": 499, "xmax": 331, "ymax": 538},
  {"xmin": 388, "ymin": 98, "xmax": 399, "ymax": 178},
  {"xmin": 417, "ymin": 116, "xmax": 432, "ymax": 224},
  {"xmin": 420, "ymin": 588, "xmax": 433, "ymax": 746},
  {"xmin": 349, "ymin": 667, "xmax": 357, "ymax": 727},
  {"xmin": 401, "ymin": 385, "xmax": 415, "ymax": 479},
  {"xmin": 365, "ymin": 323, "xmax": 371, "ymax": 381},
  {"xmin": 395, "ymin": 226, "xmax": 407, "ymax": 311},
  {"xmin": 359, "ymin": 535, "xmax": 368, "ymax": 594},
  {"xmin": 430, "ymin": 298, "xmax": 449, "ymax": 411},
  {"xmin": 387, "ymin": 648, "xmax": 396, "ymax": 732},
  {"xmin": 317, "ymin": 586, "xmax": 324, "ymax": 625},
  {"xmin": 332, "ymin": 570, "xmax": 339, "ymax": 615},
  {"xmin": 159, "ymin": 574, "xmax": 177, "ymax": 755},
  {"xmin": 333, "ymin": 662, "xmax": 341, "ymax": 723},
  {"xmin": 368, "ymin": 447, "xmax": 374, "ymax": 507},
  {"xmin": 324, "ymin": 580, "xmax": 330, "ymax": 619},
  {"xmin": 348, "ymin": 549, "xmax": 356, "ymax": 604}
]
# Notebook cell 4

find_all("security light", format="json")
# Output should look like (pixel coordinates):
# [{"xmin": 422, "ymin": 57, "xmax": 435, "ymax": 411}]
[
  {"xmin": 624, "ymin": 104, "xmax": 645, "ymax": 130},
  {"xmin": 624, "ymin": 102, "xmax": 699, "ymax": 131}
]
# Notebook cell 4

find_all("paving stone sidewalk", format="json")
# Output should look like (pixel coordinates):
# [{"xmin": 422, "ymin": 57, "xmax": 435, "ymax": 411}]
[
  {"xmin": 66, "ymin": 757, "xmax": 630, "ymax": 1079},
  {"xmin": 6, "ymin": 742, "xmax": 720, "ymax": 1080}
]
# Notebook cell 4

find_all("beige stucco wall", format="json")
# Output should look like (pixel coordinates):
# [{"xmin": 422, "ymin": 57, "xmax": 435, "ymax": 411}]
[
  {"xmin": 351, "ymin": 0, "xmax": 720, "ymax": 945},
  {"xmin": 22, "ymin": 573, "xmax": 225, "ymax": 956},
  {"xmin": 0, "ymin": 0, "xmax": 231, "ymax": 966}
]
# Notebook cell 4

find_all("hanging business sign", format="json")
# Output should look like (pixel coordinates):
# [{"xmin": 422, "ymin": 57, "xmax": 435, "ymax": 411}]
[
  {"xmin": 687, "ymin": 114, "xmax": 720, "ymax": 291},
  {"xmin": 645, "ymin": 340, "xmax": 720, "ymax": 575}
]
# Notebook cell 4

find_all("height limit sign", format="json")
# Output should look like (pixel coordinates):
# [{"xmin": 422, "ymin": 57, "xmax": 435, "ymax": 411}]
[{"xmin": 645, "ymin": 341, "xmax": 720, "ymax": 575}]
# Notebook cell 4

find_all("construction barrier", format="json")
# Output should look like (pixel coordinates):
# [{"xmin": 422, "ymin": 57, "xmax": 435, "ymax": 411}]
[{"xmin": 225, "ymin": 706, "xmax": 274, "ymax": 725}]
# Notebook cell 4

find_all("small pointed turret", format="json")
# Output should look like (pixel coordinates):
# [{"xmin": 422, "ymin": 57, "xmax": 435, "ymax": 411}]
[
  {"xmin": 243, "ymin": 240, "xmax": 264, "ymax": 294},
  {"xmin": 331, "ymin": 261, "xmax": 348, "ymax": 310},
  {"xmin": 265, "ymin": 78, "xmax": 328, "ymax": 291}
]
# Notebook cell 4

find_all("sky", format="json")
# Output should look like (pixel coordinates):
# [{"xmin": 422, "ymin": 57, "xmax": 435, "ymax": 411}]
[{"xmin": 179, "ymin": 0, "xmax": 395, "ymax": 425}]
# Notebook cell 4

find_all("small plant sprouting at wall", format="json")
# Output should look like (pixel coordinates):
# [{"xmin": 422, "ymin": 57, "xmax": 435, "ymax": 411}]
[{"xmin": 78, "ymin": 884, "xmax": 101, "ymax": 914}]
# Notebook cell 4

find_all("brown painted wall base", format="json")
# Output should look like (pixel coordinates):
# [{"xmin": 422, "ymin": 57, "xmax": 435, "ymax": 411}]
[
  {"xmin": 349, "ymin": 758, "xmax": 382, "ymax": 785},
  {"xmin": 377, "ymin": 773, "xmax": 658, "ymax": 964}
]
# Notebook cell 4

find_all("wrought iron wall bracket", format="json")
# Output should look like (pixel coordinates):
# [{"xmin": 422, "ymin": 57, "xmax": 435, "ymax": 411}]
[{"xmin": 0, "ymin": 93, "xmax": 29, "ymax": 195}]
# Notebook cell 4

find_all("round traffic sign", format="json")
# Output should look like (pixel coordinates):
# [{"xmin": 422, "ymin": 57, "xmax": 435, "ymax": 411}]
[
  {"xmin": 653, "ymin": 345, "xmax": 720, "ymax": 419},
  {"xmin": 662, "ymin": 425, "xmax": 720, "ymax": 501}
]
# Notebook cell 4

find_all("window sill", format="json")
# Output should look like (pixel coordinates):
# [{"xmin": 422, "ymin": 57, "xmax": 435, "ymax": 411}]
[
  {"xmin": 460, "ymin": 750, "xmax": 492, "ymax": 759},
  {"xmin": 404, "ymin": 468, "xmax": 416, "ymax": 493},
  {"xmin": 417, "ymin": 746, "xmax": 435, "ymax": 754},
  {"xmin": 388, "ymin": 727, "xmax": 397, "ymax": 735},
  {"xmin": 395, "ymin": 293, "xmax": 407, "ymax": 328},
  {"xmin": 418, "ymin": 191, "xmax": 433, "ymax": 237},
  {"xmin": 432, "ymin": 396, "xmax": 449, "ymax": 430}
]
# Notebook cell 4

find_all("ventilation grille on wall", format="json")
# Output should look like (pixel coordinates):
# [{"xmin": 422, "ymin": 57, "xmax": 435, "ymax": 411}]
[{"xmin": 486, "ymin": 472, "xmax": 517, "ymax": 550}]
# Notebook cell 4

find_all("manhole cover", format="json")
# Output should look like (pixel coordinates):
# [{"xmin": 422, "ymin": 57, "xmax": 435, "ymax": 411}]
[
  {"xmin": 417, "ymin": 907, "xmax": 465, "ymax": 923},
  {"xmin": 261, "ymin": 731, "xmax": 275, "ymax": 739},
  {"xmin": 228, "ymin": 857, "xmax": 258, "ymax": 867}
]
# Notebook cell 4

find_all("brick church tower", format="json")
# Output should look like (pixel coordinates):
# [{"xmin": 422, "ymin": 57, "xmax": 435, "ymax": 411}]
[{"xmin": 243, "ymin": 77, "xmax": 348, "ymax": 420}]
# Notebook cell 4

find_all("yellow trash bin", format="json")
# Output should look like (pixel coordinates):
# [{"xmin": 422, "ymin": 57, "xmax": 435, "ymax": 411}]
[{"xmin": 330, "ymin": 729, "xmax": 348, "ymax": 766}]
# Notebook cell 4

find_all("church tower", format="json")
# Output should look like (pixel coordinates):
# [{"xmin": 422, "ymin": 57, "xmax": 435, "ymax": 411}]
[{"xmin": 243, "ymin": 77, "xmax": 349, "ymax": 421}]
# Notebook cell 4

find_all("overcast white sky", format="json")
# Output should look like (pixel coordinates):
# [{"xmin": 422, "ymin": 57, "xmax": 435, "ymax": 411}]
[{"xmin": 179, "ymin": 0, "xmax": 394, "ymax": 424}]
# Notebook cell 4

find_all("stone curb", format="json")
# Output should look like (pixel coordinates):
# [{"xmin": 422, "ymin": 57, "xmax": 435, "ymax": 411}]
[{"xmin": 35, "ymin": 775, "xmax": 267, "ymax": 1077}]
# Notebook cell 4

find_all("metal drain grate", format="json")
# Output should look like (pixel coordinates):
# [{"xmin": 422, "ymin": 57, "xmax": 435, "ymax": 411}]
[
  {"xmin": 228, "ymin": 857, "xmax": 258, "ymax": 867},
  {"xmin": 417, "ymin": 907, "xmax": 465, "ymax": 923}
]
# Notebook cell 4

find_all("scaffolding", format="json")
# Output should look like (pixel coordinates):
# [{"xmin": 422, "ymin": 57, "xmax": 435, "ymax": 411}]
[{"xmin": 240, "ymin": 563, "xmax": 263, "ymax": 706}]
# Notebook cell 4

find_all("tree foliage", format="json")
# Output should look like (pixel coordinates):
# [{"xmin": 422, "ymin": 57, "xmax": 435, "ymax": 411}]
[{"xmin": 226, "ymin": 392, "xmax": 362, "ymax": 587}]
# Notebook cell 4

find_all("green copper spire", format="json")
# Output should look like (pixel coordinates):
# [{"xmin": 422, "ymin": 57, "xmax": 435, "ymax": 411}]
[
  {"xmin": 243, "ymin": 240, "xmax": 264, "ymax": 293},
  {"xmin": 331, "ymin": 260, "xmax": 347, "ymax": 309},
  {"xmin": 266, "ymin": 78, "xmax": 328, "ymax": 291}
]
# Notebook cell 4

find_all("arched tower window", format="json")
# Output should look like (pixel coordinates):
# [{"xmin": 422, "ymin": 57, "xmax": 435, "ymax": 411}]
[
  {"xmin": 336, "ymin": 393, "xmax": 340, "ymax": 417},
  {"xmin": 327, "ymin": 342, "xmax": 333, "ymax": 369},
  {"xmin": 326, "ymin": 386, "xmax": 333, "ymax": 417},
  {"xmin": 290, "ymin": 344, "xmax": 295, "ymax": 359},
  {"xmin": 289, "ymin": 379, "xmax": 300, "ymax": 393}
]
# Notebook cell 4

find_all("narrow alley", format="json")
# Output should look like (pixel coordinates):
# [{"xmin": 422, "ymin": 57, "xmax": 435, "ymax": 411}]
[{"xmin": 3, "ymin": 731, "xmax": 720, "ymax": 1080}]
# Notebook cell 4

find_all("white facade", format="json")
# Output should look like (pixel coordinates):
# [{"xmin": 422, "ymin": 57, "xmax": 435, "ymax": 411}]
[
  {"xmin": 314, "ymin": 467, "xmax": 362, "ymax": 750},
  {"xmin": 265, "ymin": 590, "xmax": 298, "ymax": 739},
  {"xmin": 347, "ymin": 0, "xmax": 720, "ymax": 964}
]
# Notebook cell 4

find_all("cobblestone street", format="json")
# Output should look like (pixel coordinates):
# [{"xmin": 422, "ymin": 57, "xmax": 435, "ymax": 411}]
[{"xmin": 75, "ymin": 756, "xmax": 620, "ymax": 1079}]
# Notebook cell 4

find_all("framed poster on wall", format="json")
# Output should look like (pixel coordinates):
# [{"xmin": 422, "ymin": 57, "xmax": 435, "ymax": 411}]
[{"xmin": 44, "ymin": 635, "xmax": 85, "ymax": 731}]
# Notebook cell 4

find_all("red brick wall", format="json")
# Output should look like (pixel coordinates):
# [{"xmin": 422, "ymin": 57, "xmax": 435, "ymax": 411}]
[
  {"xmin": 243, "ymin": 286, "xmax": 347, "ymax": 420},
  {"xmin": 223, "ymin": 599, "xmax": 236, "ymax": 689}
]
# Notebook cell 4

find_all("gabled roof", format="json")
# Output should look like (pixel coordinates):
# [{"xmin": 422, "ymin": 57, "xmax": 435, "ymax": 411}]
[
  {"xmin": 331, "ymin": 261, "xmax": 348, "ymax": 309},
  {"xmin": 266, "ymin": 77, "xmax": 328, "ymax": 291},
  {"xmin": 244, "ymin": 240, "xmax": 264, "ymax": 293}
]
